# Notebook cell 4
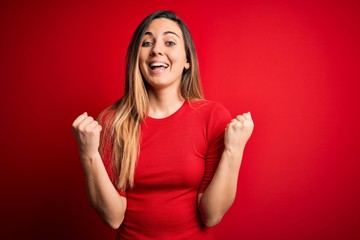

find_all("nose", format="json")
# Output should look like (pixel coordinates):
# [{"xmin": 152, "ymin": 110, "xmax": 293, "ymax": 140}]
[{"xmin": 150, "ymin": 41, "xmax": 163, "ymax": 56}]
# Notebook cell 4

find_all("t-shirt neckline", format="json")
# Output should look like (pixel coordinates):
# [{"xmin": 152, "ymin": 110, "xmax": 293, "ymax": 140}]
[{"xmin": 145, "ymin": 100, "xmax": 189, "ymax": 124}]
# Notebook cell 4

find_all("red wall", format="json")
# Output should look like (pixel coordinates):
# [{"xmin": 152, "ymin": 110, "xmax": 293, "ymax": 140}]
[{"xmin": 1, "ymin": 1, "xmax": 360, "ymax": 239}]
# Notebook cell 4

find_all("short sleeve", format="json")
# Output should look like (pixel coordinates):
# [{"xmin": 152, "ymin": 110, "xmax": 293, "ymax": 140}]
[{"xmin": 198, "ymin": 103, "xmax": 232, "ymax": 193}]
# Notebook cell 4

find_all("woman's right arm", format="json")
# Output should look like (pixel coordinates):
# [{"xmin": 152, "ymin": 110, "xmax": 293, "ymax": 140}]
[{"xmin": 72, "ymin": 112, "xmax": 126, "ymax": 229}]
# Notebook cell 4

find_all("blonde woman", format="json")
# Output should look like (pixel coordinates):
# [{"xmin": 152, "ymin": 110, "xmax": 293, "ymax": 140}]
[{"xmin": 72, "ymin": 10, "xmax": 254, "ymax": 239}]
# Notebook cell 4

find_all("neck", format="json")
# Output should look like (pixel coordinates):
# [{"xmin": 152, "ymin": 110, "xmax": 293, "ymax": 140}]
[{"xmin": 147, "ymin": 87, "xmax": 185, "ymax": 119}]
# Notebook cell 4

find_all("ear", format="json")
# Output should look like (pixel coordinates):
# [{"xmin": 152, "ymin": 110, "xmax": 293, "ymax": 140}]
[{"xmin": 185, "ymin": 61, "xmax": 190, "ymax": 70}]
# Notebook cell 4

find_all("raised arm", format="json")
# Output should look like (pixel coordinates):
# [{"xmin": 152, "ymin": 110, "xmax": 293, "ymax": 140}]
[
  {"xmin": 72, "ymin": 112, "xmax": 126, "ymax": 229},
  {"xmin": 198, "ymin": 112, "xmax": 254, "ymax": 227}
]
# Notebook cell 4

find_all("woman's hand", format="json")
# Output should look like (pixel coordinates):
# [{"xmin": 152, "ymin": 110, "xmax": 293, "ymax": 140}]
[
  {"xmin": 198, "ymin": 112, "xmax": 254, "ymax": 226},
  {"xmin": 224, "ymin": 112, "xmax": 254, "ymax": 156},
  {"xmin": 72, "ymin": 112, "xmax": 126, "ymax": 229},
  {"xmin": 72, "ymin": 112, "xmax": 102, "ymax": 158}
]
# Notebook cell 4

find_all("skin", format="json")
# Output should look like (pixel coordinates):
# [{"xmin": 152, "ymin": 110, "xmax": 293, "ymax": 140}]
[
  {"xmin": 72, "ymin": 18, "xmax": 254, "ymax": 229},
  {"xmin": 198, "ymin": 112, "xmax": 254, "ymax": 226},
  {"xmin": 72, "ymin": 113, "xmax": 126, "ymax": 229},
  {"xmin": 139, "ymin": 18, "xmax": 190, "ymax": 118}
]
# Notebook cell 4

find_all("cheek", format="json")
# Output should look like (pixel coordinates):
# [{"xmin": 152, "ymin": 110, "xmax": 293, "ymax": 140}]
[
  {"xmin": 139, "ymin": 50, "xmax": 147, "ymax": 63},
  {"xmin": 139, "ymin": 62, "xmax": 146, "ymax": 75},
  {"xmin": 138, "ymin": 56, "xmax": 147, "ymax": 74},
  {"xmin": 171, "ymin": 52, "xmax": 187, "ymax": 68}
]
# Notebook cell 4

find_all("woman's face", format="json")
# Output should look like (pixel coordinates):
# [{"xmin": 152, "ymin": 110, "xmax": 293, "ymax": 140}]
[{"xmin": 139, "ymin": 18, "xmax": 189, "ymax": 91}]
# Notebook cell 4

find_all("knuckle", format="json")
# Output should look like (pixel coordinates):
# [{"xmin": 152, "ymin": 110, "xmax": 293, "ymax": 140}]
[
  {"xmin": 84, "ymin": 126, "xmax": 93, "ymax": 133},
  {"xmin": 78, "ymin": 125, "xmax": 85, "ymax": 132}
]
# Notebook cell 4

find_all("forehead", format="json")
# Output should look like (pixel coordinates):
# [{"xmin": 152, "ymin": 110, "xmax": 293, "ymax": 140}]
[{"xmin": 144, "ymin": 18, "xmax": 182, "ymax": 37}]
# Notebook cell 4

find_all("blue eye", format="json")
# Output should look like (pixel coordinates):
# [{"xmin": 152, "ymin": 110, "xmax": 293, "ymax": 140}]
[
  {"xmin": 142, "ymin": 41, "xmax": 153, "ymax": 47},
  {"xmin": 166, "ymin": 41, "xmax": 176, "ymax": 46}
]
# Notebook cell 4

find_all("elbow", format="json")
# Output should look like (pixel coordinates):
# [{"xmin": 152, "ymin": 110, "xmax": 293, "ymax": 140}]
[
  {"xmin": 203, "ymin": 213, "xmax": 224, "ymax": 227},
  {"xmin": 105, "ymin": 216, "xmax": 124, "ymax": 229},
  {"xmin": 198, "ymin": 199, "xmax": 228, "ymax": 227},
  {"xmin": 92, "ymin": 203, "xmax": 125, "ymax": 229},
  {"xmin": 101, "ymin": 209, "xmax": 124, "ymax": 229},
  {"xmin": 102, "ymin": 210, "xmax": 125, "ymax": 229}
]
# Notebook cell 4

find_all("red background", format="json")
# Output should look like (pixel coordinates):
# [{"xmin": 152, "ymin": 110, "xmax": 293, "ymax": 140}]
[{"xmin": 1, "ymin": 0, "xmax": 360, "ymax": 239}]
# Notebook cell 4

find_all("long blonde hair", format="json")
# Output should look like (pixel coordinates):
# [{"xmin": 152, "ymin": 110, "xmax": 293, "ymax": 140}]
[{"xmin": 99, "ymin": 10, "xmax": 203, "ymax": 191}]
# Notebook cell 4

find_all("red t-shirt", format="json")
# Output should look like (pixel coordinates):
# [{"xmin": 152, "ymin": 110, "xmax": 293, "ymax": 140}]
[{"xmin": 104, "ymin": 100, "xmax": 232, "ymax": 240}]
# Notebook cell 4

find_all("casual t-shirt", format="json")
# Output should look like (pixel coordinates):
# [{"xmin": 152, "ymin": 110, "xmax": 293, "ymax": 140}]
[{"xmin": 104, "ymin": 100, "xmax": 232, "ymax": 240}]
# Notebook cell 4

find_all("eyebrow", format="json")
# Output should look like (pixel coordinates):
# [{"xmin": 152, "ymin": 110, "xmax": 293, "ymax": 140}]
[{"xmin": 144, "ymin": 31, "xmax": 180, "ymax": 38}]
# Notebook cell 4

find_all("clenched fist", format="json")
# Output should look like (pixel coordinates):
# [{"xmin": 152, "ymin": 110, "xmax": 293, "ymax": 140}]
[
  {"xmin": 224, "ymin": 112, "xmax": 254, "ymax": 156},
  {"xmin": 72, "ymin": 112, "xmax": 102, "ymax": 158}
]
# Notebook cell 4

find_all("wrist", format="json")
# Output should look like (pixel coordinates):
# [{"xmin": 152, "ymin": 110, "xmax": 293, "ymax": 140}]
[
  {"xmin": 80, "ymin": 150, "xmax": 101, "ymax": 164},
  {"xmin": 224, "ymin": 143, "xmax": 245, "ymax": 156},
  {"xmin": 221, "ymin": 149, "xmax": 243, "ymax": 172}
]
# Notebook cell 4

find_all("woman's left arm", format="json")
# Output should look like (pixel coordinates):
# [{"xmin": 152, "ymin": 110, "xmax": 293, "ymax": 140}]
[{"xmin": 198, "ymin": 112, "xmax": 254, "ymax": 227}]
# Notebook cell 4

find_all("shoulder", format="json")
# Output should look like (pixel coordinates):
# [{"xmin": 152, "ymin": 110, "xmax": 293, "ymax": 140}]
[
  {"xmin": 188, "ymin": 99, "xmax": 231, "ymax": 120},
  {"xmin": 188, "ymin": 100, "xmax": 232, "ymax": 145}
]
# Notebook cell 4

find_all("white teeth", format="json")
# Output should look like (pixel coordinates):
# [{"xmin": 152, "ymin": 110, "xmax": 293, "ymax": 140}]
[{"xmin": 149, "ymin": 62, "xmax": 169, "ymax": 68}]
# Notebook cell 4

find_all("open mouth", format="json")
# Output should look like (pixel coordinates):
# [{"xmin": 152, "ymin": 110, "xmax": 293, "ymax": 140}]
[{"xmin": 149, "ymin": 62, "xmax": 169, "ymax": 70}]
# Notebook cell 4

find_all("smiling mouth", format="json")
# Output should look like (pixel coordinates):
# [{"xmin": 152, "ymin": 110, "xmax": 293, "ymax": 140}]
[{"xmin": 149, "ymin": 62, "xmax": 169, "ymax": 70}]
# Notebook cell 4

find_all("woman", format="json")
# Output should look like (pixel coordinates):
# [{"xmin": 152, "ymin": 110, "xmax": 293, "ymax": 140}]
[{"xmin": 72, "ymin": 10, "xmax": 254, "ymax": 239}]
